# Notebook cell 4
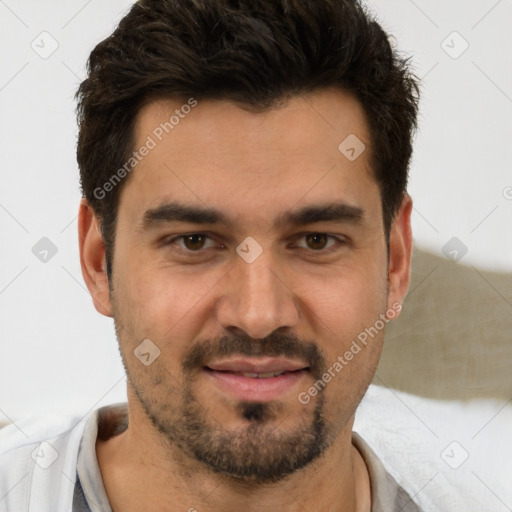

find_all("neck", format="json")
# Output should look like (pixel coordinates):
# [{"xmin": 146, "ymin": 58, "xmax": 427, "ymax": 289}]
[{"xmin": 96, "ymin": 402, "xmax": 371, "ymax": 512}]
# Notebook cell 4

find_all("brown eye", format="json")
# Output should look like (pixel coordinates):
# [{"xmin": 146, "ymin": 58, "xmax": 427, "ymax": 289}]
[
  {"xmin": 183, "ymin": 234, "xmax": 207, "ymax": 250},
  {"xmin": 164, "ymin": 233, "xmax": 219, "ymax": 254},
  {"xmin": 305, "ymin": 233, "xmax": 329, "ymax": 250}
]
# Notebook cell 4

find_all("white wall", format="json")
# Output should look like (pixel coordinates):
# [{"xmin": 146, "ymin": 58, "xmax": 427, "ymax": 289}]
[{"xmin": 0, "ymin": 0, "xmax": 511, "ymax": 420}]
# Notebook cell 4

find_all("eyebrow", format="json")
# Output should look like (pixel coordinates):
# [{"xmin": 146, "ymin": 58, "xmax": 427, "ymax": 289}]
[{"xmin": 139, "ymin": 200, "xmax": 364, "ymax": 231}]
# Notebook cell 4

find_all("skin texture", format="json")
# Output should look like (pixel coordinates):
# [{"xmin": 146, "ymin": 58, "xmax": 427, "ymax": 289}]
[{"xmin": 79, "ymin": 87, "xmax": 413, "ymax": 512}]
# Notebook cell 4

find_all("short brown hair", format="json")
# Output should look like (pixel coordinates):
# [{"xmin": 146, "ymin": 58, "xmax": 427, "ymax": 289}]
[{"xmin": 76, "ymin": 0, "xmax": 420, "ymax": 276}]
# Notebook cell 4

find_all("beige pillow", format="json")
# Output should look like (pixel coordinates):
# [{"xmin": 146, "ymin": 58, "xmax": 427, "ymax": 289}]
[{"xmin": 375, "ymin": 246, "xmax": 512, "ymax": 400}]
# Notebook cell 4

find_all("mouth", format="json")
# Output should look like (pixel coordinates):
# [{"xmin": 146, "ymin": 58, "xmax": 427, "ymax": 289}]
[
  {"xmin": 205, "ymin": 369, "xmax": 298, "ymax": 378},
  {"xmin": 202, "ymin": 357, "xmax": 310, "ymax": 401}
]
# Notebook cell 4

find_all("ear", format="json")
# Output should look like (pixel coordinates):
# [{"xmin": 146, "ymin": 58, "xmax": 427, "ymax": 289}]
[
  {"xmin": 78, "ymin": 198, "xmax": 113, "ymax": 317},
  {"xmin": 386, "ymin": 193, "xmax": 413, "ymax": 315}
]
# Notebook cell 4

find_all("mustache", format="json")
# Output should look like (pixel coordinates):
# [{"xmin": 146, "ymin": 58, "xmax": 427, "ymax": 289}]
[{"xmin": 182, "ymin": 331, "xmax": 326, "ymax": 379}]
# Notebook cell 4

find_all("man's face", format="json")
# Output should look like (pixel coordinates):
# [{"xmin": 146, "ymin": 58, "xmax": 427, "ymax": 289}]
[{"xmin": 99, "ymin": 88, "xmax": 405, "ymax": 483}]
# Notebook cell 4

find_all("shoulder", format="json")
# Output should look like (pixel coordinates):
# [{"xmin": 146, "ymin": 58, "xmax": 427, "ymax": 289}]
[
  {"xmin": 0, "ymin": 412, "xmax": 92, "ymax": 512},
  {"xmin": 0, "ymin": 412, "xmax": 82, "ymax": 451},
  {"xmin": 354, "ymin": 384, "xmax": 511, "ymax": 511}
]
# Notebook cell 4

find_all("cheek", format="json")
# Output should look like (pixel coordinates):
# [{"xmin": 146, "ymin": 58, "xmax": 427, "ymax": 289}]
[
  {"xmin": 297, "ymin": 255, "xmax": 387, "ymax": 333},
  {"xmin": 295, "ymin": 288, "xmax": 386, "ymax": 431},
  {"xmin": 327, "ymin": 275, "xmax": 386, "ymax": 332},
  {"xmin": 296, "ymin": 258, "xmax": 388, "ymax": 388},
  {"xmin": 112, "ymin": 257, "xmax": 224, "ymax": 352}
]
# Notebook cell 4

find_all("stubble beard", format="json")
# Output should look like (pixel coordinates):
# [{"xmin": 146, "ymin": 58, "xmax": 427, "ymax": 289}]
[{"xmin": 133, "ymin": 377, "xmax": 331, "ymax": 484}]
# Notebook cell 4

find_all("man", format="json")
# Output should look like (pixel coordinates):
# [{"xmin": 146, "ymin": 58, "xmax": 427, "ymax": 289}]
[{"xmin": 0, "ymin": 0, "xmax": 421, "ymax": 510}]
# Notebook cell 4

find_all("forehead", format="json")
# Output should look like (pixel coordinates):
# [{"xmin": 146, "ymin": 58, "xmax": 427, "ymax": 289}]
[
  {"xmin": 120, "ymin": 87, "xmax": 380, "ymax": 229},
  {"xmin": 135, "ymin": 87, "xmax": 370, "ymax": 164}
]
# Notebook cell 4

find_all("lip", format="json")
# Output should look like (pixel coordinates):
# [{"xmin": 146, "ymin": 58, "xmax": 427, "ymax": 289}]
[
  {"xmin": 203, "ymin": 357, "xmax": 309, "ymax": 402},
  {"xmin": 206, "ymin": 356, "xmax": 309, "ymax": 374}
]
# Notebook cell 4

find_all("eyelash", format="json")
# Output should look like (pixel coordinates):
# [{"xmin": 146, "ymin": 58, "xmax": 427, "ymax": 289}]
[{"xmin": 163, "ymin": 233, "xmax": 347, "ymax": 255}]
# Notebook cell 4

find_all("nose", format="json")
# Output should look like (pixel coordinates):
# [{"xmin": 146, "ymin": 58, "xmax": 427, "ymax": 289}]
[{"xmin": 215, "ymin": 251, "xmax": 300, "ymax": 340}]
